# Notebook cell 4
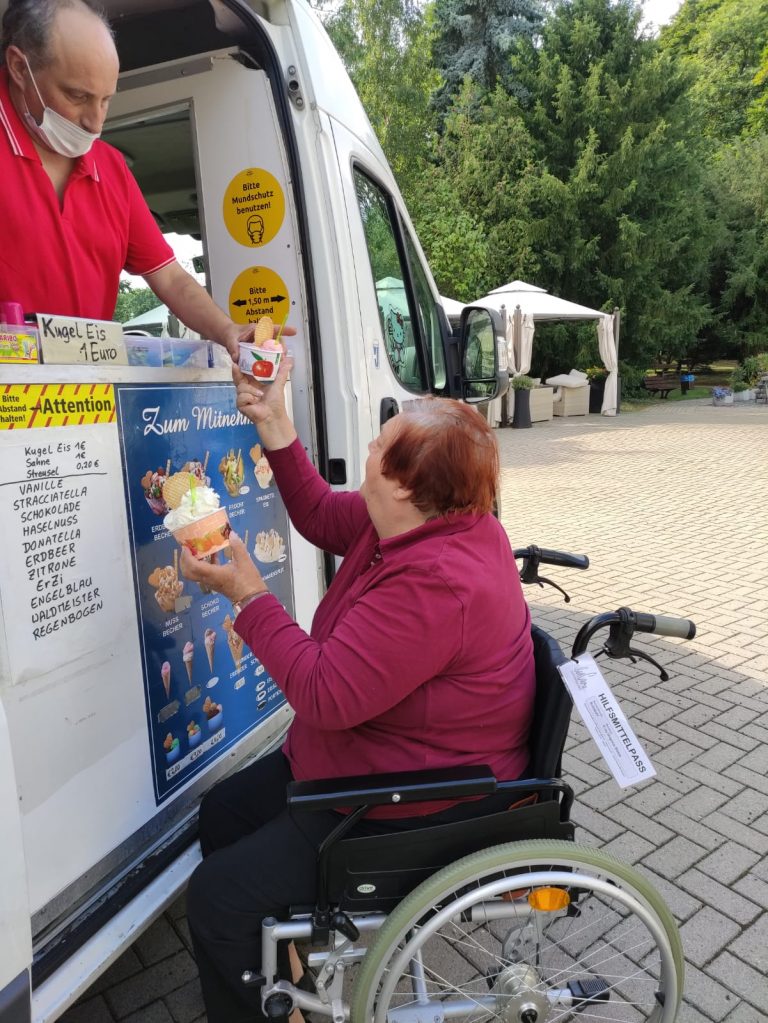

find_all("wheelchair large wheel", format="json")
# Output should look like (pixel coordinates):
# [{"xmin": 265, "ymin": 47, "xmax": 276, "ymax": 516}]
[{"xmin": 351, "ymin": 839, "xmax": 683, "ymax": 1023}]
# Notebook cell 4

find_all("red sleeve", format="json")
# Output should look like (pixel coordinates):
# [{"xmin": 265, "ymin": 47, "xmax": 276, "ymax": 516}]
[
  {"xmin": 235, "ymin": 568, "xmax": 464, "ymax": 730},
  {"xmin": 123, "ymin": 165, "xmax": 175, "ymax": 276},
  {"xmin": 267, "ymin": 438, "xmax": 370, "ymax": 557}
]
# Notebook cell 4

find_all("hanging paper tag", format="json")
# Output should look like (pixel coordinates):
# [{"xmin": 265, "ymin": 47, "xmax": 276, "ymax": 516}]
[{"xmin": 558, "ymin": 654, "xmax": 656, "ymax": 788}]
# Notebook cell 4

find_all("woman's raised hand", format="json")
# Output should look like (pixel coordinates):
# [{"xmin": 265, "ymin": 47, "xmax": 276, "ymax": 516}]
[{"xmin": 233, "ymin": 346, "xmax": 298, "ymax": 451}]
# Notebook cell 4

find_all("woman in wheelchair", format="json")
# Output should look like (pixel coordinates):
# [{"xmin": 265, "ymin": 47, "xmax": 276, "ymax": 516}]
[{"xmin": 180, "ymin": 355, "xmax": 538, "ymax": 1022}]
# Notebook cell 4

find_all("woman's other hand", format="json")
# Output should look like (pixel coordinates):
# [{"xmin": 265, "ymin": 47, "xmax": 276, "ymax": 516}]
[
  {"xmin": 233, "ymin": 346, "xmax": 297, "ymax": 451},
  {"xmin": 180, "ymin": 532, "xmax": 268, "ymax": 606}
]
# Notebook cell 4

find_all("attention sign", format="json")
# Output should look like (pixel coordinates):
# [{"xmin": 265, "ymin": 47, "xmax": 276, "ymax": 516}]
[{"xmin": 0, "ymin": 384, "xmax": 116, "ymax": 430}]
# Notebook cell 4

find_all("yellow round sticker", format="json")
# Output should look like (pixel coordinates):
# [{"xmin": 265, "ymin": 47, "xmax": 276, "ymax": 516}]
[
  {"xmin": 228, "ymin": 267, "xmax": 290, "ymax": 325},
  {"xmin": 223, "ymin": 169, "xmax": 285, "ymax": 247}
]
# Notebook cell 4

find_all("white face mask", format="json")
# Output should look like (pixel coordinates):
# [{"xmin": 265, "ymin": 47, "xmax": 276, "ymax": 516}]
[{"xmin": 21, "ymin": 54, "xmax": 100, "ymax": 158}]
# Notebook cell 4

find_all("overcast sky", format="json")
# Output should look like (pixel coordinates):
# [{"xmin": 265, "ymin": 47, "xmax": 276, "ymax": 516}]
[{"xmin": 641, "ymin": 0, "xmax": 684, "ymax": 30}]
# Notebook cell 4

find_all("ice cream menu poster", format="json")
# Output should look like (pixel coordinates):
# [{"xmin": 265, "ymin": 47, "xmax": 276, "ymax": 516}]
[{"xmin": 115, "ymin": 383, "xmax": 293, "ymax": 803}]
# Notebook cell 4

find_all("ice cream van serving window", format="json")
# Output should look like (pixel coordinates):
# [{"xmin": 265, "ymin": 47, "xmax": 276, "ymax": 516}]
[{"xmin": 354, "ymin": 170, "xmax": 445, "ymax": 392}]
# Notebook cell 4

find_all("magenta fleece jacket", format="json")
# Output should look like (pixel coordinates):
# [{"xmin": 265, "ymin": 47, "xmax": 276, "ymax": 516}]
[{"xmin": 235, "ymin": 438, "xmax": 535, "ymax": 817}]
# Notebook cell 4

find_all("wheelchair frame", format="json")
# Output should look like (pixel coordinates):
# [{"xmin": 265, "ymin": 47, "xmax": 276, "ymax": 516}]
[{"xmin": 244, "ymin": 553, "xmax": 694, "ymax": 1023}]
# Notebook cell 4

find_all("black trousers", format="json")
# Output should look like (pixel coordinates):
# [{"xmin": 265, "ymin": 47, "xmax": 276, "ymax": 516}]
[{"xmin": 187, "ymin": 749, "xmax": 515, "ymax": 1023}]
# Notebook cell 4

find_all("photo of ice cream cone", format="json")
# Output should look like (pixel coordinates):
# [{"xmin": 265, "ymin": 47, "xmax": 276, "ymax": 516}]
[
  {"xmin": 161, "ymin": 661, "xmax": 171, "ymax": 701},
  {"xmin": 204, "ymin": 628, "xmax": 216, "ymax": 672},
  {"xmin": 222, "ymin": 614, "xmax": 244, "ymax": 671},
  {"xmin": 229, "ymin": 632, "xmax": 244, "ymax": 671},
  {"xmin": 183, "ymin": 641, "xmax": 194, "ymax": 684}
]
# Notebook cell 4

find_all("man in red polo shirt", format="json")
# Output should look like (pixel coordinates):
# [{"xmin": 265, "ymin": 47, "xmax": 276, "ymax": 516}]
[{"xmin": 0, "ymin": 0, "xmax": 246, "ymax": 358}]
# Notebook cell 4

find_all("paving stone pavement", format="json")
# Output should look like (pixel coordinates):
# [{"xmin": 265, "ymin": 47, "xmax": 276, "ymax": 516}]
[{"xmin": 61, "ymin": 398, "xmax": 768, "ymax": 1023}]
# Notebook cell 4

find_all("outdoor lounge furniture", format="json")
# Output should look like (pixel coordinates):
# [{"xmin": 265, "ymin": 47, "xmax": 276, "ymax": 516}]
[
  {"xmin": 552, "ymin": 385, "xmax": 589, "ymax": 417},
  {"xmin": 546, "ymin": 370, "xmax": 590, "ymax": 417},
  {"xmin": 642, "ymin": 374, "xmax": 678, "ymax": 399},
  {"xmin": 529, "ymin": 384, "xmax": 554, "ymax": 422}
]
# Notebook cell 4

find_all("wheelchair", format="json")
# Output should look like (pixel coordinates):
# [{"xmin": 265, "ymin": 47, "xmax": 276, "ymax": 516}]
[{"xmin": 247, "ymin": 548, "xmax": 694, "ymax": 1023}]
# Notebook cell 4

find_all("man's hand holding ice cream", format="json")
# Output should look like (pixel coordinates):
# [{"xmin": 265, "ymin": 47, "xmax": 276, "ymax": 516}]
[{"xmin": 180, "ymin": 532, "xmax": 268, "ymax": 611}]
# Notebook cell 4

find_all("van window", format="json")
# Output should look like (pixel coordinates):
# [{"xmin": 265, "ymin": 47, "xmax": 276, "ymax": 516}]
[
  {"xmin": 403, "ymin": 229, "xmax": 447, "ymax": 390},
  {"xmin": 354, "ymin": 171, "xmax": 426, "ymax": 390}
]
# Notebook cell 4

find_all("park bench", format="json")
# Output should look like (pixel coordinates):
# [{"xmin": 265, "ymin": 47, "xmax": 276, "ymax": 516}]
[{"xmin": 642, "ymin": 374, "xmax": 679, "ymax": 399}]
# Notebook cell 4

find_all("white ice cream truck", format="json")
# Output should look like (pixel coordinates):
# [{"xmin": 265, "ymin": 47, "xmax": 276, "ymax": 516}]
[{"xmin": 0, "ymin": 1, "xmax": 505, "ymax": 1020}]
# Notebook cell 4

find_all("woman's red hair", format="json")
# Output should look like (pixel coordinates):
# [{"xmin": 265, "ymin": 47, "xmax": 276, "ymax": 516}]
[{"xmin": 380, "ymin": 399, "xmax": 499, "ymax": 516}]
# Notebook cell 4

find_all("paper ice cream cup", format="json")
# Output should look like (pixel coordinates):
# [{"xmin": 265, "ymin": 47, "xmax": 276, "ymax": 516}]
[
  {"xmin": 238, "ymin": 343, "xmax": 281, "ymax": 381},
  {"xmin": 207, "ymin": 709, "xmax": 223, "ymax": 731},
  {"xmin": 171, "ymin": 508, "xmax": 231, "ymax": 559}
]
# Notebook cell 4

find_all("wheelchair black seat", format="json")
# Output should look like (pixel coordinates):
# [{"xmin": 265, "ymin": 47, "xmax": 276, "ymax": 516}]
[
  {"xmin": 316, "ymin": 788, "xmax": 575, "ymax": 914},
  {"xmin": 288, "ymin": 624, "xmax": 576, "ymax": 916}
]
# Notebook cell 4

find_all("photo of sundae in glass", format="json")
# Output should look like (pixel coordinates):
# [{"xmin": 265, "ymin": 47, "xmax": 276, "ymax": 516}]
[
  {"xmin": 218, "ymin": 448, "xmax": 245, "ymax": 498},
  {"xmin": 140, "ymin": 459, "xmax": 170, "ymax": 515},
  {"xmin": 249, "ymin": 443, "xmax": 274, "ymax": 490},
  {"xmin": 182, "ymin": 452, "xmax": 210, "ymax": 487}
]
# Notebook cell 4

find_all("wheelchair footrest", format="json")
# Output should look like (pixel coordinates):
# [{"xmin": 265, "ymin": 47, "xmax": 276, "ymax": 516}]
[{"xmin": 567, "ymin": 977, "xmax": 610, "ymax": 1005}]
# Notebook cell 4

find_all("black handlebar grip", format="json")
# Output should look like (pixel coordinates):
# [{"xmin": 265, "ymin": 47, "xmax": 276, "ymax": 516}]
[
  {"xmin": 513, "ymin": 546, "xmax": 589, "ymax": 570},
  {"xmin": 634, "ymin": 613, "xmax": 696, "ymax": 640},
  {"xmin": 534, "ymin": 548, "xmax": 590, "ymax": 570}
]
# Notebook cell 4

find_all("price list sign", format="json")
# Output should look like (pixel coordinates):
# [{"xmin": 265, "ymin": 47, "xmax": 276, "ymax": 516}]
[{"xmin": 0, "ymin": 421, "xmax": 123, "ymax": 683}]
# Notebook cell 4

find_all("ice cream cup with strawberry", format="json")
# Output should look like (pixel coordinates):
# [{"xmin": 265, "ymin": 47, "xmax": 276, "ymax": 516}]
[{"xmin": 238, "ymin": 337, "xmax": 282, "ymax": 381}]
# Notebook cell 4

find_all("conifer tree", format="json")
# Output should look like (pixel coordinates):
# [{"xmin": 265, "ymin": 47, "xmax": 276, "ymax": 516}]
[
  {"xmin": 432, "ymin": 0, "xmax": 544, "ymax": 114},
  {"xmin": 504, "ymin": 0, "xmax": 713, "ymax": 365}
]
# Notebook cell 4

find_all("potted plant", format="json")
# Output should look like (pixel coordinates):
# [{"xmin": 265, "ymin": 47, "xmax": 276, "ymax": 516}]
[
  {"xmin": 586, "ymin": 365, "xmax": 608, "ymax": 413},
  {"xmin": 732, "ymin": 382, "xmax": 754, "ymax": 402},
  {"xmin": 511, "ymin": 374, "xmax": 534, "ymax": 428},
  {"xmin": 730, "ymin": 366, "xmax": 754, "ymax": 402},
  {"xmin": 711, "ymin": 386, "xmax": 734, "ymax": 406}
]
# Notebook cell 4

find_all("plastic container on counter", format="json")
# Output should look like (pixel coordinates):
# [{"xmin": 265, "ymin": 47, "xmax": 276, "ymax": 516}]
[
  {"xmin": 124, "ymin": 335, "xmax": 164, "ymax": 367},
  {"xmin": 162, "ymin": 338, "xmax": 209, "ymax": 369}
]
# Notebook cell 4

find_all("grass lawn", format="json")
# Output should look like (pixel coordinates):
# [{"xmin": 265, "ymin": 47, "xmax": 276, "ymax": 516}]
[
  {"xmin": 664, "ymin": 385, "xmax": 713, "ymax": 401},
  {"xmin": 620, "ymin": 385, "xmax": 713, "ymax": 412}
]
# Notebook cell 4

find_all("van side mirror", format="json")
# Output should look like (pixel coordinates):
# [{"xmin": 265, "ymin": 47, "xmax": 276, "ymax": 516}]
[{"xmin": 458, "ymin": 306, "xmax": 508, "ymax": 403}]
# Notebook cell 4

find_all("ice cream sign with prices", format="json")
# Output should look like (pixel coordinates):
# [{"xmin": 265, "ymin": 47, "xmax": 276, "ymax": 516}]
[
  {"xmin": 223, "ymin": 168, "xmax": 285, "ymax": 248},
  {"xmin": 228, "ymin": 266, "xmax": 290, "ymax": 325},
  {"xmin": 36, "ymin": 314, "xmax": 128, "ymax": 366},
  {"xmin": 115, "ymin": 382, "xmax": 292, "ymax": 804},
  {"xmin": 0, "ymin": 422, "xmax": 122, "ymax": 684}
]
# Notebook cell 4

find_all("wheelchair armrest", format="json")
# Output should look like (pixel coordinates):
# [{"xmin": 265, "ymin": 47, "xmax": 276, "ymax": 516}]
[{"xmin": 287, "ymin": 765, "xmax": 497, "ymax": 813}]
